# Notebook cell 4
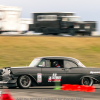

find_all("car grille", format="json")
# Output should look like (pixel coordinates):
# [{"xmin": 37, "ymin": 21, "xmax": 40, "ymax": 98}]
[
  {"xmin": 0, "ymin": 69, "xmax": 3, "ymax": 75},
  {"xmin": 0, "ymin": 75, "xmax": 3, "ymax": 81}
]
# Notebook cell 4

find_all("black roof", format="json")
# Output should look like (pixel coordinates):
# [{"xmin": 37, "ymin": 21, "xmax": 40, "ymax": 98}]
[{"xmin": 36, "ymin": 56, "xmax": 79, "ymax": 63}]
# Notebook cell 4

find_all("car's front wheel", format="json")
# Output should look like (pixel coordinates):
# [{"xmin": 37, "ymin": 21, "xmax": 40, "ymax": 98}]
[
  {"xmin": 81, "ymin": 77, "xmax": 93, "ymax": 86},
  {"xmin": 18, "ymin": 75, "xmax": 32, "ymax": 89}
]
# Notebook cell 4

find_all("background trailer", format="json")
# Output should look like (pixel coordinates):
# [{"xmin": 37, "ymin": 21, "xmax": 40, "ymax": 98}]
[
  {"xmin": 29, "ymin": 12, "xmax": 97, "ymax": 36},
  {"xmin": 0, "ymin": 5, "xmax": 33, "ymax": 34}
]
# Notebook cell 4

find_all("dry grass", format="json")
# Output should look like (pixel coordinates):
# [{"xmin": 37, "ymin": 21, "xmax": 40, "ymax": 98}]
[{"xmin": 0, "ymin": 36, "xmax": 100, "ymax": 68}]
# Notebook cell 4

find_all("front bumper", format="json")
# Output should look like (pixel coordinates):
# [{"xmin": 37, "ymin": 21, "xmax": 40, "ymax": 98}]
[
  {"xmin": 0, "ymin": 79, "xmax": 17, "ymax": 87},
  {"xmin": 0, "ymin": 82, "xmax": 17, "ymax": 87}
]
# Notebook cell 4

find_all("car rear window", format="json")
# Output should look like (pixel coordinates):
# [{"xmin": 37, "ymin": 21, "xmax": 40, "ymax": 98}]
[{"xmin": 64, "ymin": 60, "xmax": 78, "ymax": 68}]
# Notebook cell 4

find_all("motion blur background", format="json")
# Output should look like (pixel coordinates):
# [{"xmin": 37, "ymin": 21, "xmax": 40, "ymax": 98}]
[
  {"xmin": 0, "ymin": 0, "xmax": 100, "ymax": 68},
  {"xmin": 0, "ymin": 36, "xmax": 100, "ymax": 68},
  {"xmin": 1, "ymin": 0, "xmax": 100, "ymax": 32}
]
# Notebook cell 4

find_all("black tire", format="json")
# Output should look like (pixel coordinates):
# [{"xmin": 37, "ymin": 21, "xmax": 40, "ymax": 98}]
[
  {"xmin": 43, "ymin": 28, "xmax": 48, "ymax": 35},
  {"xmin": 88, "ymin": 31, "xmax": 91, "ymax": 36},
  {"xmin": 80, "ymin": 77, "xmax": 93, "ymax": 86},
  {"xmin": 17, "ymin": 75, "xmax": 32, "ymax": 89},
  {"xmin": 53, "ymin": 33, "xmax": 59, "ymax": 35},
  {"xmin": 0, "ymin": 31, "xmax": 2, "ymax": 34},
  {"xmin": 82, "ymin": 33, "xmax": 85, "ymax": 36},
  {"xmin": 69, "ymin": 29, "xmax": 76, "ymax": 36},
  {"xmin": 53, "ymin": 29, "xmax": 60, "ymax": 35}
]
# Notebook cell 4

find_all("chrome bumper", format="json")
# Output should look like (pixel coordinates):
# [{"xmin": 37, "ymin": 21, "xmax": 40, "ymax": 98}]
[{"xmin": 0, "ymin": 79, "xmax": 17, "ymax": 87}]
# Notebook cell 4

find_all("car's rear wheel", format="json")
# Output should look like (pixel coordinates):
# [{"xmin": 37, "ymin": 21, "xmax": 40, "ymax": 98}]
[
  {"xmin": 43, "ymin": 28, "xmax": 48, "ymax": 35},
  {"xmin": 69, "ymin": 29, "xmax": 76, "ymax": 36},
  {"xmin": 81, "ymin": 77, "xmax": 93, "ymax": 86},
  {"xmin": 18, "ymin": 75, "xmax": 32, "ymax": 89},
  {"xmin": 88, "ymin": 31, "xmax": 91, "ymax": 36}
]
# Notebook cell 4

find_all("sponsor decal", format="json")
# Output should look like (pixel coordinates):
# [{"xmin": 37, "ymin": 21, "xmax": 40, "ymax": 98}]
[
  {"xmin": 90, "ymin": 71, "xmax": 100, "ymax": 74},
  {"xmin": 37, "ymin": 73, "xmax": 42, "ymax": 83},
  {"xmin": 48, "ymin": 73, "xmax": 61, "ymax": 82}
]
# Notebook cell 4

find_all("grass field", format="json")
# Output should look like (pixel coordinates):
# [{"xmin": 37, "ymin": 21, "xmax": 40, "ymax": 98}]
[{"xmin": 0, "ymin": 36, "xmax": 100, "ymax": 68}]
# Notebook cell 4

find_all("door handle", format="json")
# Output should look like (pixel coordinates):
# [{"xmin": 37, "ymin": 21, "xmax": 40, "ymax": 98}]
[{"xmin": 62, "ymin": 68, "xmax": 65, "ymax": 70}]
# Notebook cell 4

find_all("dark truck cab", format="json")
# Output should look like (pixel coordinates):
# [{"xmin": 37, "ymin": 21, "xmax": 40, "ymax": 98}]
[
  {"xmin": 60, "ymin": 16, "xmax": 97, "ymax": 35},
  {"xmin": 29, "ymin": 12, "xmax": 97, "ymax": 36}
]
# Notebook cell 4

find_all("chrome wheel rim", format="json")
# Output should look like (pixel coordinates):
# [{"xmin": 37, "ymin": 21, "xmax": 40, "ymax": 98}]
[
  {"xmin": 82, "ymin": 77, "xmax": 93, "ymax": 86},
  {"xmin": 20, "ymin": 75, "xmax": 31, "ymax": 87}
]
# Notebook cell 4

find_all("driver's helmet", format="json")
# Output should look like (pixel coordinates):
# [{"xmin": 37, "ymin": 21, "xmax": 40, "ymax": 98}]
[{"xmin": 53, "ymin": 61, "xmax": 58, "ymax": 67}]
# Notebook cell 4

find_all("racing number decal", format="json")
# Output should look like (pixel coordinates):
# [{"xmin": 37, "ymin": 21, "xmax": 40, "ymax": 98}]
[{"xmin": 48, "ymin": 73, "xmax": 61, "ymax": 82}]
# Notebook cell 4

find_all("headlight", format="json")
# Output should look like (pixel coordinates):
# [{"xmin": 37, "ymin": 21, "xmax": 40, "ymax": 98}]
[
  {"xmin": 8, "ymin": 69, "xmax": 11, "ymax": 74},
  {"xmin": 2, "ymin": 68, "xmax": 11, "ymax": 75}
]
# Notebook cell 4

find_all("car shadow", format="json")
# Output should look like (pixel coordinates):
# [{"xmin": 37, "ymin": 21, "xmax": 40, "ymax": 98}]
[{"xmin": 0, "ymin": 87, "xmax": 54, "ymax": 89}]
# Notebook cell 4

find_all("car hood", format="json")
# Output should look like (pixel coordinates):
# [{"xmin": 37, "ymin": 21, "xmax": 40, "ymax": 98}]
[{"xmin": 10, "ymin": 66, "xmax": 39, "ymax": 75}]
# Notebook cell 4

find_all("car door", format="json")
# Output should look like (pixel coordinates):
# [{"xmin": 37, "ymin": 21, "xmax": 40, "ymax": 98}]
[
  {"xmin": 41, "ymin": 59, "xmax": 67, "ymax": 85},
  {"xmin": 63, "ymin": 60, "xmax": 80, "ymax": 84}
]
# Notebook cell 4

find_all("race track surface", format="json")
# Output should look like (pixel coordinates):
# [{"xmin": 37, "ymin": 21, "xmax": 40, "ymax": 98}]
[{"xmin": 0, "ymin": 85, "xmax": 100, "ymax": 100}]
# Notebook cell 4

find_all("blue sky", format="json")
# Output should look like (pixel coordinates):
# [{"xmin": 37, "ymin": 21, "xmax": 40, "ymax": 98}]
[{"xmin": 1, "ymin": 0, "xmax": 100, "ymax": 31}]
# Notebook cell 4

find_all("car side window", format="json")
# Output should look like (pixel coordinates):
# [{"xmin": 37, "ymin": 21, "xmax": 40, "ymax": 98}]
[
  {"xmin": 37, "ymin": 59, "xmax": 45, "ymax": 67},
  {"xmin": 45, "ymin": 60, "xmax": 50, "ymax": 67},
  {"xmin": 64, "ymin": 60, "xmax": 78, "ymax": 68},
  {"xmin": 50, "ymin": 60, "xmax": 64, "ymax": 68}
]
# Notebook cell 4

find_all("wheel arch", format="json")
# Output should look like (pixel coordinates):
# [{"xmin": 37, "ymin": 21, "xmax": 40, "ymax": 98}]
[
  {"xmin": 17, "ymin": 74, "xmax": 38, "ymax": 86},
  {"xmin": 80, "ymin": 76, "xmax": 99, "ymax": 84},
  {"xmin": 27, "ymin": 74, "xmax": 38, "ymax": 86}
]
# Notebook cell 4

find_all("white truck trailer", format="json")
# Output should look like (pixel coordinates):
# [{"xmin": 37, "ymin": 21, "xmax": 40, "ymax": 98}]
[
  {"xmin": 0, "ymin": 5, "xmax": 21, "ymax": 34},
  {"xmin": 18, "ymin": 18, "xmax": 33, "ymax": 34},
  {"xmin": 0, "ymin": 5, "xmax": 33, "ymax": 34}
]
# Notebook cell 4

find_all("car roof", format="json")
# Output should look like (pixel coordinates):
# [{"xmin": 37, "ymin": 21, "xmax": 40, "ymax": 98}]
[{"xmin": 36, "ymin": 56, "xmax": 79, "ymax": 63}]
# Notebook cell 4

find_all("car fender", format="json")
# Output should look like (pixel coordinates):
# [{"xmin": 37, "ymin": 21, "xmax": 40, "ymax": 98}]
[
  {"xmin": 17, "ymin": 74, "xmax": 38, "ymax": 86},
  {"xmin": 27, "ymin": 74, "xmax": 37, "ymax": 83},
  {"xmin": 80, "ymin": 75, "xmax": 99, "ymax": 83}
]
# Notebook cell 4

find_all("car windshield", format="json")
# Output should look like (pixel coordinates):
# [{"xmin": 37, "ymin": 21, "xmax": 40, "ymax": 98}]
[{"xmin": 29, "ymin": 58, "xmax": 41, "ymax": 67}]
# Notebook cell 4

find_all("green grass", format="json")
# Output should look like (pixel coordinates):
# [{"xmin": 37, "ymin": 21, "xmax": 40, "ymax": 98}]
[{"xmin": 0, "ymin": 36, "xmax": 100, "ymax": 68}]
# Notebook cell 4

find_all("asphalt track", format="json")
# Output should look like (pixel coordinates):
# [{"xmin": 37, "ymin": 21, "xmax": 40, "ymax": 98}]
[{"xmin": 0, "ymin": 85, "xmax": 100, "ymax": 100}]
